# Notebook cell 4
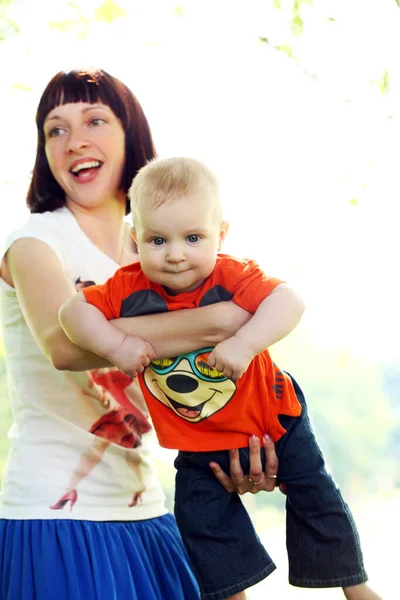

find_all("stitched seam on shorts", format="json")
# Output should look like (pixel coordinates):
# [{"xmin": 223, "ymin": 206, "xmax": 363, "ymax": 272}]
[
  {"xmin": 289, "ymin": 570, "xmax": 368, "ymax": 588},
  {"xmin": 200, "ymin": 563, "xmax": 276, "ymax": 600}
]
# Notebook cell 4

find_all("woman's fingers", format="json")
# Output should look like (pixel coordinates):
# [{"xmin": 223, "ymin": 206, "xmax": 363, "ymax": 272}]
[
  {"xmin": 260, "ymin": 433, "xmax": 279, "ymax": 491},
  {"xmin": 248, "ymin": 434, "xmax": 263, "ymax": 485},
  {"xmin": 278, "ymin": 483, "xmax": 288, "ymax": 495},
  {"xmin": 228, "ymin": 448, "xmax": 245, "ymax": 482},
  {"xmin": 246, "ymin": 434, "xmax": 279, "ymax": 493},
  {"xmin": 209, "ymin": 458, "xmax": 236, "ymax": 493},
  {"xmin": 210, "ymin": 434, "xmax": 283, "ymax": 495}
]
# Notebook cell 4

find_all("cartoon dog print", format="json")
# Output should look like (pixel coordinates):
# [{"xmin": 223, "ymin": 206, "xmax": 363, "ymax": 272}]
[{"xmin": 143, "ymin": 348, "xmax": 237, "ymax": 422}]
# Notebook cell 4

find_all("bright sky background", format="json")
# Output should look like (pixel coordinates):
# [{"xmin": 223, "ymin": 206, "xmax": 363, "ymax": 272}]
[{"xmin": 1, "ymin": 0, "xmax": 399, "ymax": 361}]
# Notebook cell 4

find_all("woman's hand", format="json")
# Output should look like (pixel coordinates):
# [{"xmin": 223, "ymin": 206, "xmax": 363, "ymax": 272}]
[{"xmin": 209, "ymin": 434, "xmax": 286, "ymax": 495}]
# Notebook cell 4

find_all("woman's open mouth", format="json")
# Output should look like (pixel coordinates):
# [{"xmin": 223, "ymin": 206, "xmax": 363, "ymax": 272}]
[{"xmin": 70, "ymin": 160, "xmax": 103, "ymax": 179}]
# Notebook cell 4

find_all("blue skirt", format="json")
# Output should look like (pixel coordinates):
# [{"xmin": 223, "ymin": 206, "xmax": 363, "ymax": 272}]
[{"xmin": 0, "ymin": 514, "xmax": 200, "ymax": 600}]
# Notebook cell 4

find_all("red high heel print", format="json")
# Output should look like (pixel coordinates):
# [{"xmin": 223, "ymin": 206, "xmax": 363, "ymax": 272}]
[
  {"xmin": 50, "ymin": 490, "xmax": 78, "ymax": 512},
  {"xmin": 128, "ymin": 490, "xmax": 144, "ymax": 507}
]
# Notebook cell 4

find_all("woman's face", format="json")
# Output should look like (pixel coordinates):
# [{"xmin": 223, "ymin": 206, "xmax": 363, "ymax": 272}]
[{"xmin": 43, "ymin": 102, "xmax": 126, "ymax": 210}]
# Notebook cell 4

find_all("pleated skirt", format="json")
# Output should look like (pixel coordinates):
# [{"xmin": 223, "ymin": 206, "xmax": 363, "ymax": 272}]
[{"xmin": 0, "ymin": 514, "xmax": 200, "ymax": 600}]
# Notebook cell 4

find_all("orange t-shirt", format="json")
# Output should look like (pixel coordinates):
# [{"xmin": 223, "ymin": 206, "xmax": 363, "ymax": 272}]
[{"xmin": 83, "ymin": 254, "xmax": 302, "ymax": 451}]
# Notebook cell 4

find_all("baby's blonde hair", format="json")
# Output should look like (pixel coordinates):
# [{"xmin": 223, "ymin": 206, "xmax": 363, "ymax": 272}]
[{"xmin": 128, "ymin": 157, "xmax": 222, "ymax": 224}]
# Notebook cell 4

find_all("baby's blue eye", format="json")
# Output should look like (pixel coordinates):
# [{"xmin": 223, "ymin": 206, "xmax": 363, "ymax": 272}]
[
  {"xmin": 152, "ymin": 237, "xmax": 165, "ymax": 246},
  {"xmin": 187, "ymin": 234, "xmax": 200, "ymax": 243}
]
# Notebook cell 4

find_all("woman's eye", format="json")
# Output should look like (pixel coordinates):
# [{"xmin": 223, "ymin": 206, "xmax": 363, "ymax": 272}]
[
  {"xmin": 151, "ymin": 237, "xmax": 165, "ymax": 246},
  {"xmin": 47, "ymin": 127, "xmax": 64, "ymax": 138},
  {"xmin": 89, "ymin": 118, "xmax": 106, "ymax": 127},
  {"xmin": 187, "ymin": 234, "xmax": 200, "ymax": 243}
]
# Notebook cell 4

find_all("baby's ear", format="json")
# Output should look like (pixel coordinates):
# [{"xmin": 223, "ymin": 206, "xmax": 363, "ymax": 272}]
[
  {"xmin": 218, "ymin": 221, "xmax": 229, "ymax": 251},
  {"xmin": 130, "ymin": 227, "xmax": 139, "ymax": 254}
]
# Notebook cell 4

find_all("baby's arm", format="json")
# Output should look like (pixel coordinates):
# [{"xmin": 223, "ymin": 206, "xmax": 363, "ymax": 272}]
[
  {"xmin": 207, "ymin": 283, "xmax": 305, "ymax": 380},
  {"xmin": 59, "ymin": 293, "xmax": 155, "ymax": 377}
]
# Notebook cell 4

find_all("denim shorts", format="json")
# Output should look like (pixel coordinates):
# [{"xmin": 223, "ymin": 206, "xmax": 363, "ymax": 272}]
[{"xmin": 174, "ymin": 374, "xmax": 368, "ymax": 600}]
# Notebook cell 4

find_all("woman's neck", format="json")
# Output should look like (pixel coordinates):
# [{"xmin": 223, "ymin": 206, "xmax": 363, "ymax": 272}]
[{"xmin": 66, "ymin": 200, "xmax": 137, "ymax": 266}]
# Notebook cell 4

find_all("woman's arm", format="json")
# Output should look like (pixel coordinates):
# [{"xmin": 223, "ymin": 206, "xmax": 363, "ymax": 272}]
[
  {"xmin": 5, "ymin": 238, "xmax": 251, "ymax": 371},
  {"xmin": 110, "ymin": 302, "xmax": 251, "ymax": 358},
  {"xmin": 5, "ymin": 238, "xmax": 112, "ymax": 370}
]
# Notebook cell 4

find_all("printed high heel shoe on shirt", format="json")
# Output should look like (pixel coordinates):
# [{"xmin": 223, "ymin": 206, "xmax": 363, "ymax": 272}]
[
  {"xmin": 50, "ymin": 490, "xmax": 78, "ymax": 511},
  {"xmin": 128, "ymin": 490, "xmax": 144, "ymax": 507}
]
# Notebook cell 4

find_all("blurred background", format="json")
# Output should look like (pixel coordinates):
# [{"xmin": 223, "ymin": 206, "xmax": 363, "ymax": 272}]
[{"xmin": 0, "ymin": 0, "xmax": 399, "ymax": 597}]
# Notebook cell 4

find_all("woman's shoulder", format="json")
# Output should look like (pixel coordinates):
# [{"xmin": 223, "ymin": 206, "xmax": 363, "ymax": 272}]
[
  {"xmin": 1, "ymin": 208, "xmax": 73, "ymax": 268},
  {"xmin": 3, "ymin": 207, "xmax": 71, "ymax": 248},
  {"xmin": 9, "ymin": 207, "xmax": 70, "ymax": 235}
]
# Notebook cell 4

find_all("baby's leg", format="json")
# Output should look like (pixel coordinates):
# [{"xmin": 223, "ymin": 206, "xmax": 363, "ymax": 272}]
[
  {"xmin": 343, "ymin": 583, "xmax": 383, "ymax": 599},
  {"xmin": 276, "ymin": 376, "xmax": 368, "ymax": 588},
  {"xmin": 174, "ymin": 450, "xmax": 274, "ymax": 600}
]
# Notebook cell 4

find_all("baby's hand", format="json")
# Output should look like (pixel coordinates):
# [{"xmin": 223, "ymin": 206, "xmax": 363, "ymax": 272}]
[
  {"xmin": 207, "ymin": 337, "xmax": 255, "ymax": 381},
  {"xmin": 108, "ymin": 335, "xmax": 156, "ymax": 378}
]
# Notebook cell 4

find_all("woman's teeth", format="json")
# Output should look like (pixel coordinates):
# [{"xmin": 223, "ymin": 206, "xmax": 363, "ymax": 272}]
[{"xmin": 71, "ymin": 160, "xmax": 102, "ymax": 174}]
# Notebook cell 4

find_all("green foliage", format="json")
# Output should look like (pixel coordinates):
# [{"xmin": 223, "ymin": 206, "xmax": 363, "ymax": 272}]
[
  {"xmin": 258, "ymin": 0, "xmax": 315, "ymax": 64},
  {"xmin": 276, "ymin": 43, "xmax": 294, "ymax": 58},
  {"xmin": 95, "ymin": 0, "xmax": 128, "ymax": 23},
  {"xmin": 48, "ymin": 2, "xmax": 89, "ymax": 38},
  {"xmin": 382, "ymin": 71, "xmax": 390, "ymax": 94},
  {"xmin": 0, "ymin": 0, "xmax": 19, "ymax": 41},
  {"xmin": 292, "ymin": 0, "xmax": 313, "ymax": 37},
  {"xmin": 48, "ymin": 18, "xmax": 87, "ymax": 36},
  {"xmin": 292, "ymin": 0, "xmax": 304, "ymax": 36},
  {"xmin": 371, "ymin": 69, "xmax": 390, "ymax": 95},
  {"xmin": 47, "ymin": 0, "xmax": 129, "ymax": 39},
  {"xmin": 12, "ymin": 82, "xmax": 32, "ymax": 92},
  {"xmin": 1, "ymin": 0, "xmax": 129, "ymax": 43}
]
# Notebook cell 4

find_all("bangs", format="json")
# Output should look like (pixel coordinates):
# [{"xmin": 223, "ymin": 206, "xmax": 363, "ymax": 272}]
[{"xmin": 36, "ymin": 70, "xmax": 125, "ymax": 136}]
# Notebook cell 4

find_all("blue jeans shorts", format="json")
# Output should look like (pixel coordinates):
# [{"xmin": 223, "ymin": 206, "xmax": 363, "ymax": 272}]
[{"xmin": 174, "ymin": 375, "xmax": 368, "ymax": 600}]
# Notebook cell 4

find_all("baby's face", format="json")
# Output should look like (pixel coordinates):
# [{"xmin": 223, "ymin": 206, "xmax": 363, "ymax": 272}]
[{"xmin": 133, "ymin": 193, "xmax": 228, "ymax": 294}]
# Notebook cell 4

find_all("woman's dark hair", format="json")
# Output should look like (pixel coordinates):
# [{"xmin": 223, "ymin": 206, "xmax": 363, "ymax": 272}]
[{"xmin": 27, "ymin": 68, "xmax": 156, "ymax": 214}]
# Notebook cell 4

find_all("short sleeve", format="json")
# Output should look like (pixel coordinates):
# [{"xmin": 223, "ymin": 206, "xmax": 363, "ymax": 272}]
[
  {"xmin": 0, "ymin": 213, "xmax": 66, "ymax": 268},
  {"xmin": 217, "ymin": 257, "xmax": 284, "ymax": 314},
  {"xmin": 82, "ymin": 269, "xmax": 128, "ymax": 320}
]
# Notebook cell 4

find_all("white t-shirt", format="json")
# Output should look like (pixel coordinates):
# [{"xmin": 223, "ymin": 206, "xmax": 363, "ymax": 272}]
[{"xmin": 0, "ymin": 207, "xmax": 168, "ymax": 520}]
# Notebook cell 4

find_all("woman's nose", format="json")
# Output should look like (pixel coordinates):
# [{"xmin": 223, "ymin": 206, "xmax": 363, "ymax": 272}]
[{"xmin": 67, "ymin": 129, "xmax": 89, "ymax": 153}]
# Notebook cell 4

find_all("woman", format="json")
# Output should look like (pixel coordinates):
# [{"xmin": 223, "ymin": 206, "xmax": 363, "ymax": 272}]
[{"xmin": 0, "ymin": 68, "xmax": 278, "ymax": 600}]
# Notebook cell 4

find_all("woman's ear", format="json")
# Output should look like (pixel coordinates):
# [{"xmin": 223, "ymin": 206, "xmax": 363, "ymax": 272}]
[{"xmin": 218, "ymin": 221, "xmax": 229, "ymax": 251}]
